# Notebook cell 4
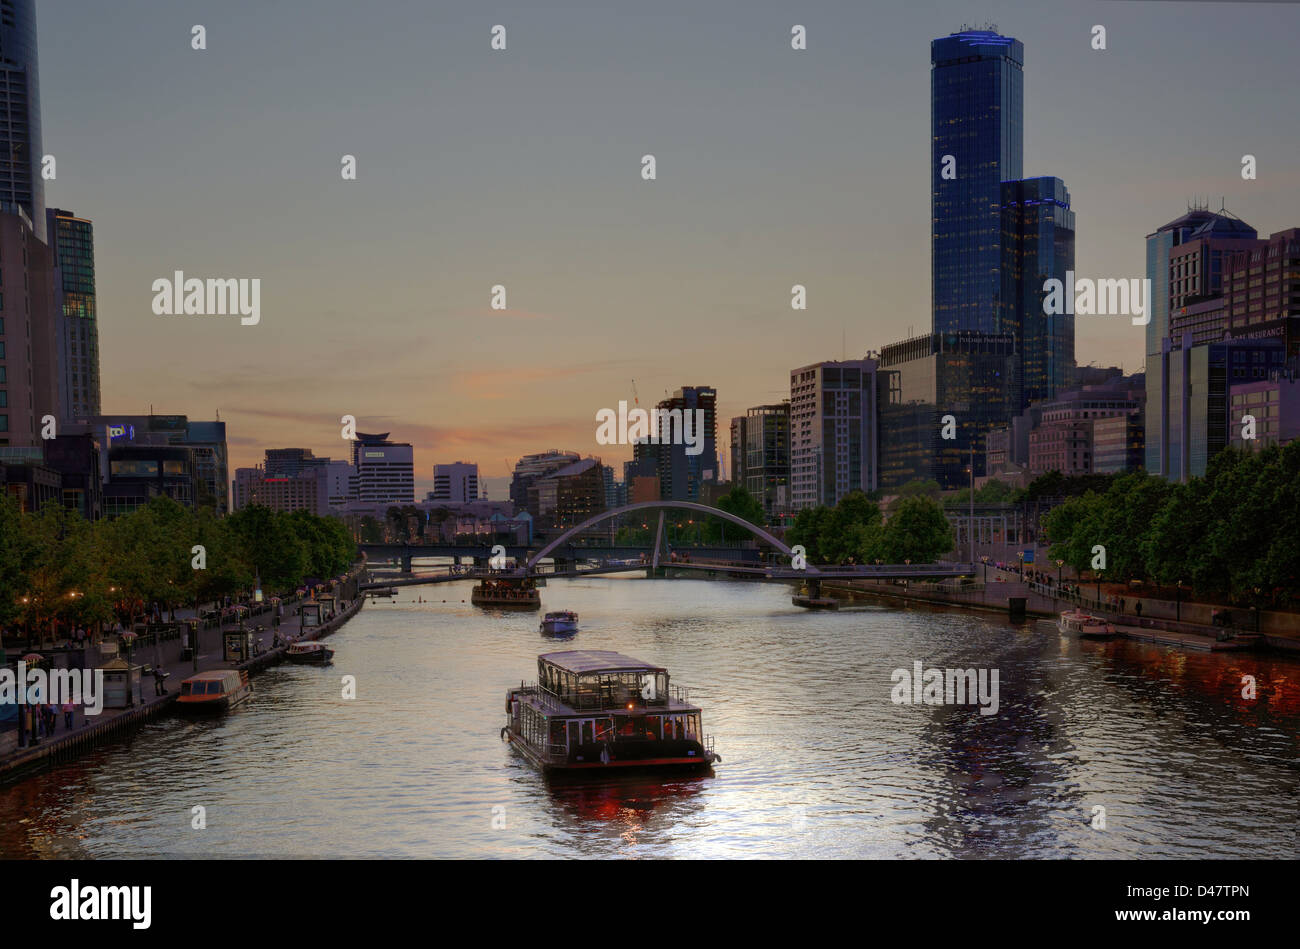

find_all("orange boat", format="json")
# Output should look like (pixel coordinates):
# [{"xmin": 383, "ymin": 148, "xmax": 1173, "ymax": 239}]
[{"xmin": 176, "ymin": 669, "xmax": 252, "ymax": 713}]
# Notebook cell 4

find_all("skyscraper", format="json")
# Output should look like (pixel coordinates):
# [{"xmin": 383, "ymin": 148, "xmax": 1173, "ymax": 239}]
[
  {"xmin": 1000, "ymin": 177, "xmax": 1075, "ymax": 409},
  {"xmin": 655, "ymin": 386, "xmax": 718, "ymax": 502},
  {"xmin": 931, "ymin": 28, "xmax": 1023, "ymax": 334},
  {"xmin": 1144, "ymin": 207, "xmax": 1260, "ymax": 475},
  {"xmin": 47, "ymin": 209, "xmax": 100, "ymax": 419},
  {"xmin": 351, "ymin": 432, "xmax": 414, "ymax": 504},
  {"xmin": 0, "ymin": 0, "xmax": 45, "ymax": 241}
]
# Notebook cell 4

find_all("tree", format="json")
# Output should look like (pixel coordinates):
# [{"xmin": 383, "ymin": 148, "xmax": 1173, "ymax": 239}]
[{"xmin": 877, "ymin": 496, "xmax": 953, "ymax": 564}]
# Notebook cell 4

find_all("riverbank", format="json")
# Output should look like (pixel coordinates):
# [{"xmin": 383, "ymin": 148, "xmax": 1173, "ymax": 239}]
[
  {"xmin": 823, "ymin": 576, "xmax": 1300, "ymax": 654},
  {"xmin": 0, "ymin": 579, "xmax": 367, "ymax": 783}
]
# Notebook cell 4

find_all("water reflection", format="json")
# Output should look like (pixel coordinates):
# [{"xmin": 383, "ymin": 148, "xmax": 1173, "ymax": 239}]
[{"xmin": 1, "ymin": 579, "xmax": 1297, "ymax": 859}]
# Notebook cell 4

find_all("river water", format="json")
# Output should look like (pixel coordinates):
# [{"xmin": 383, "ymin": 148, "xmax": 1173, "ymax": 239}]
[{"xmin": 2, "ymin": 577, "xmax": 1297, "ymax": 858}]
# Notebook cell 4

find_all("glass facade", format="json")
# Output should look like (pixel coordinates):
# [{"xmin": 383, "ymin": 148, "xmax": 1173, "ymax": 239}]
[
  {"xmin": 0, "ymin": 0, "xmax": 44, "ymax": 240},
  {"xmin": 932, "ymin": 30, "xmax": 1023, "ymax": 334},
  {"xmin": 878, "ymin": 332, "xmax": 1015, "ymax": 490},
  {"xmin": 49, "ymin": 209, "xmax": 100, "ymax": 418},
  {"xmin": 1000, "ymin": 177, "xmax": 1075, "ymax": 410}
]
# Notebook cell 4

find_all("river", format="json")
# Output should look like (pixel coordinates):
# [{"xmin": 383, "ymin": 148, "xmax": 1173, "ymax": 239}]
[{"xmin": 2, "ymin": 577, "xmax": 1297, "ymax": 858}]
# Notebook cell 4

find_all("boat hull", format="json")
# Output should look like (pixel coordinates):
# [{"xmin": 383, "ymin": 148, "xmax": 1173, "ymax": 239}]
[
  {"xmin": 503, "ymin": 729, "xmax": 716, "ymax": 774},
  {"xmin": 540, "ymin": 620, "xmax": 578, "ymax": 634},
  {"xmin": 472, "ymin": 594, "xmax": 540, "ymax": 610},
  {"xmin": 286, "ymin": 652, "xmax": 334, "ymax": 664},
  {"xmin": 792, "ymin": 595, "xmax": 839, "ymax": 610},
  {"xmin": 175, "ymin": 687, "xmax": 252, "ymax": 714}
]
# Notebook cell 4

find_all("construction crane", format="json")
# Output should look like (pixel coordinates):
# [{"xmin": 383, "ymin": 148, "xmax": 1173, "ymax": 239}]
[{"xmin": 630, "ymin": 379, "xmax": 639, "ymax": 407}]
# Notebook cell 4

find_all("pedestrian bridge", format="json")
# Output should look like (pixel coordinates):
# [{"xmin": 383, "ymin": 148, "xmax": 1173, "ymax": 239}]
[{"xmin": 357, "ymin": 499, "xmax": 973, "ymax": 590}]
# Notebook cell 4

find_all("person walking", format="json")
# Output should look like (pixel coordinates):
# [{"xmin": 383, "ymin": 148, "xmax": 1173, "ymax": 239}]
[
  {"xmin": 62, "ymin": 700, "xmax": 75, "ymax": 730},
  {"xmin": 1135, "ymin": 600, "xmax": 1143, "ymax": 621}
]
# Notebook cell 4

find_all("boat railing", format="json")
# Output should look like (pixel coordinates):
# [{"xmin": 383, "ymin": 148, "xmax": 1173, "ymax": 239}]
[
  {"xmin": 519, "ymin": 680, "xmax": 566, "ymax": 713},
  {"xmin": 673, "ymin": 684, "xmax": 691, "ymax": 704}
]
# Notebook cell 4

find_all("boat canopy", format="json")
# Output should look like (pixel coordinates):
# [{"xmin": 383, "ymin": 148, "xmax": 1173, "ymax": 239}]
[{"xmin": 540, "ymin": 650, "xmax": 663, "ymax": 675}]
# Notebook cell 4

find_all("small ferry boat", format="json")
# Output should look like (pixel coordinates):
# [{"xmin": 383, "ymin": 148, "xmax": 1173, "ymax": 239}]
[
  {"xmin": 285, "ymin": 641, "xmax": 335, "ymax": 664},
  {"xmin": 502, "ymin": 650, "xmax": 721, "ymax": 773},
  {"xmin": 472, "ymin": 578, "xmax": 541, "ymax": 610},
  {"xmin": 540, "ymin": 610, "xmax": 578, "ymax": 635},
  {"xmin": 1058, "ymin": 609, "xmax": 1117, "ymax": 639},
  {"xmin": 176, "ymin": 670, "xmax": 252, "ymax": 713}
]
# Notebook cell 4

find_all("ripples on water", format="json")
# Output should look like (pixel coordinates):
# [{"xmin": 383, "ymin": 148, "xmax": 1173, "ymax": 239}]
[{"xmin": 2, "ymin": 578, "xmax": 1297, "ymax": 858}]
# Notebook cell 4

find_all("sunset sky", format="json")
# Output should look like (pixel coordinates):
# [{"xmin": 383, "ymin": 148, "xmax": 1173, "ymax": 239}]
[{"xmin": 38, "ymin": 0, "xmax": 1300, "ymax": 496}]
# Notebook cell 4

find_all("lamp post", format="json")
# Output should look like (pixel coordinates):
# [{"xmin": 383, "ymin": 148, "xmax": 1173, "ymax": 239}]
[
  {"xmin": 980, "ymin": 555, "xmax": 989, "ymax": 584},
  {"xmin": 1175, "ymin": 580, "xmax": 1183, "ymax": 623},
  {"xmin": 1017, "ymin": 550, "xmax": 1025, "ymax": 581},
  {"xmin": 1254, "ymin": 586, "xmax": 1262, "ymax": 633},
  {"xmin": 1056, "ymin": 559, "xmax": 1064, "ymax": 591}
]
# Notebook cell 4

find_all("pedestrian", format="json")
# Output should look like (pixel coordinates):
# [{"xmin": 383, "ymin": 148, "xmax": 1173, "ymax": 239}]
[
  {"xmin": 1135, "ymin": 600, "xmax": 1143, "ymax": 620},
  {"xmin": 62, "ymin": 700, "xmax": 75, "ymax": 729},
  {"xmin": 1119, "ymin": 597, "xmax": 1126, "ymax": 614}
]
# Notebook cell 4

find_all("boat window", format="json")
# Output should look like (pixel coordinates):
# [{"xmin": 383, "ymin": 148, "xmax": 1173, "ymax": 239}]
[
  {"xmin": 180, "ymin": 682, "xmax": 193, "ymax": 696},
  {"xmin": 645, "ymin": 716, "xmax": 661, "ymax": 739},
  {"xmin": 581, "ymin": 720, "xmax": 593, "ymax": 744},
  {"xmin": 549, "ymin": 720, "xmax": 565, "ymax": 746}
]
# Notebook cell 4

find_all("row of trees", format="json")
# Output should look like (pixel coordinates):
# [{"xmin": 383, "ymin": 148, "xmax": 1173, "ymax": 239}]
[
  {"xmin": 0, "ymin": 494, "xmax": 355, "ymax": 636},
  {"xmin": 1042, "ymin": 444, "xmax": 1300, "ymax": 605},
  {"xmin": 786, "ymin": 490, "xmax": 954, "ymax": 565}
]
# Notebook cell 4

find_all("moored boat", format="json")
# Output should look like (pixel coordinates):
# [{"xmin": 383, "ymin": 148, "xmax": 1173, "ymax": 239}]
[
  {"xmin": 1058, "ymin": 609, "xmax": 1117, "ymax": 639},
  {"xmin": 176, "ymin": 670, "xmax": 252, "ymax": 713},
  {"xmin": 501, "ymin": 650, "xmax": 721, "ymax": 773},
  {"xmin": 286, "ymin": 641, "xmax": 335, "ymax": 664},
  {"xmin": 540, "ymin": 610, "xmax": 578, "ymax": 635}
]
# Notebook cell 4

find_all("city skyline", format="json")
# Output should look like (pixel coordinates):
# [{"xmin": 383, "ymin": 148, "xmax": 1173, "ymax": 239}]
[{"xmin": 33, "ymin": 1, "xmax": 1300, "ymax": 482}]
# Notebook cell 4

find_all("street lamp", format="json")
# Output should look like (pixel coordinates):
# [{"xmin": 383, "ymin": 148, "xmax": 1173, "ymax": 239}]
[
  {"xmin": 1017, "ymin": 550, "xmax": 1025, "ymax": 580},
  {"xmin": 980, "ymin": 555, "xmax": 989, "ymax": 583},
  {"xmin": 1175, "ymin": 580, "xmax": 1183, "ymax": 623},
  {"xmin": 1253, "ymin": 586, "xmax": 1262, "ymax": 633},
  {"xmin": 1056, "ymin": 559, "xmax": 1064, "ymax": 589}
]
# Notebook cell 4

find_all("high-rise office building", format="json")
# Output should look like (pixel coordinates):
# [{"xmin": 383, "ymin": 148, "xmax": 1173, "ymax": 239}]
[
  {"xmin": 1145, "ymin": 207, "xmax": 1261, "ymax": 475},
  {"xmin": 744, "ymin": 402, "xmax": 790, "ymax": 520},
  {"xmin": 432, "ymin": 461, "xmax": 479, "ymax": 503},
  {"xmin": 0, "ymin": 206, "xmax": 58, "ymax": 444},
  {"xmin": 789, "ymin": 360, "xmax": 879, "ymax": 510},
  {"xmin": 47, "ymin": 209, "xmax": 100, "ymax": 419},
  {"xmin": 655, "ymin": 386, "xmax": 718, "ymax": 502},
  {"xmin": 351, "ymin": 432, "xmax": 414, "ymax": 504},
  {"xmin": 931, "ymin": 28, "xmax": 1023, "ymax": 334},
  {"xmin": 878, "ymin": 332, "xmax": 1016, "ymax": 490},
  {"xmin": 0, "ymin": 1, "xmax": 45, "ymax": 241},
  {"xmin": 1224, "ymin": 228, "xmax": 1300, "ymax": 355},
  {"xmin": 1000, "ymin": 177, "xmax": 1075, "ymax": 409},
  {"xmin": 510, "ymin": 450, "xmax": 580, "ymax": 514},
  {"xmin": 729, "ymin": 415, "xmax": 747, "ymax": 489},
  {"xmin": 1154, "ymin": 335, "xmax": 1287, "ymax": 481}
]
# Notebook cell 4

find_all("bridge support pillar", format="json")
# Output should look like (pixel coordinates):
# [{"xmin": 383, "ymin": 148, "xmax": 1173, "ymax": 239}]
[
  {"xmin": 401, "ymin": 552, "xmax": 413, "ymax": 573},
  {"xmin": 554, "ymin": 557, "xmax": 569, "ymax": 574},
  {"xmin": 807, "ymin": 578, "xmax": 821, "ymax": 598}
]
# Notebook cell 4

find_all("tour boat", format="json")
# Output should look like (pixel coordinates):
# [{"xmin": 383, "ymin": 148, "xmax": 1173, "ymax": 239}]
[
  {"xmin": 1058, "ymin": 609, "xmax": 1117, "ymax": 639},
  {"xmin": 501, "ymin": 650, "xmax": 721, "ymax": 773},
  {"xmin": 472, "ymin": 578, "xmax": 541, "ymax": 610},
  {"xmin": 540, "ymin": 610, "xmax": 579, "ymax": 635},
  {"xmin": 176, "ymin": 670, "xmax": 252, "ymax": 713},
  {"xmin": 285, "ymin": 641, "xmax": 335, "ymax": 664}
]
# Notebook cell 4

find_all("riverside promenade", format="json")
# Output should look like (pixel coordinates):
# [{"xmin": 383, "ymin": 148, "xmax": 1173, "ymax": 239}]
[
  {"xmin": 0, "ymin": 582, "xmax": 367, "ymax": 781},
  {"xmin": 827, "ymin": 565, "xmax": 1300, "ymax": 654}
]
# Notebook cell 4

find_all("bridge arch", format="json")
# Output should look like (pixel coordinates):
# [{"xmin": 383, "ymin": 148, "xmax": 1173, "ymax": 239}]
[{"xmin": 525, "ymin": 500, "xmax": 795, "ymax": 571}]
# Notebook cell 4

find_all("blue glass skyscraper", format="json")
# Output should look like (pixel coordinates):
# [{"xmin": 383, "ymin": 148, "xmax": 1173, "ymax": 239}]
[
  {"xmin": 1000, "ymin": 176, "xmax": 1075, "ymax": 410},
  {"xmin": 932, "ymin": 29, "xmax": 1023, "ymax": 334},
  {"xmin": 0, "ymin": 0, "xmax": 44, "ymax": 240}
]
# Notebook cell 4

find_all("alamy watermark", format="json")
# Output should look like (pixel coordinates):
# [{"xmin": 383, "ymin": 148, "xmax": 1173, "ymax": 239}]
[
  {"xmin": 890, "ymin": 660, "xmax": 999, "ymax": 715},
  {"xmin": 1043, "ymin": 272, "xmax": 1150, "ymax": 326},
  {"xmin": 152, "ymin": 271, "xmax": 261, "ymax": 325},
  {"xmin": 1, "ymin": 662, "xmax": 104, "ymax": 715},
  {"xmin": 595, "ymin": 400, "xmax": 706, "ymax": 455}
]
